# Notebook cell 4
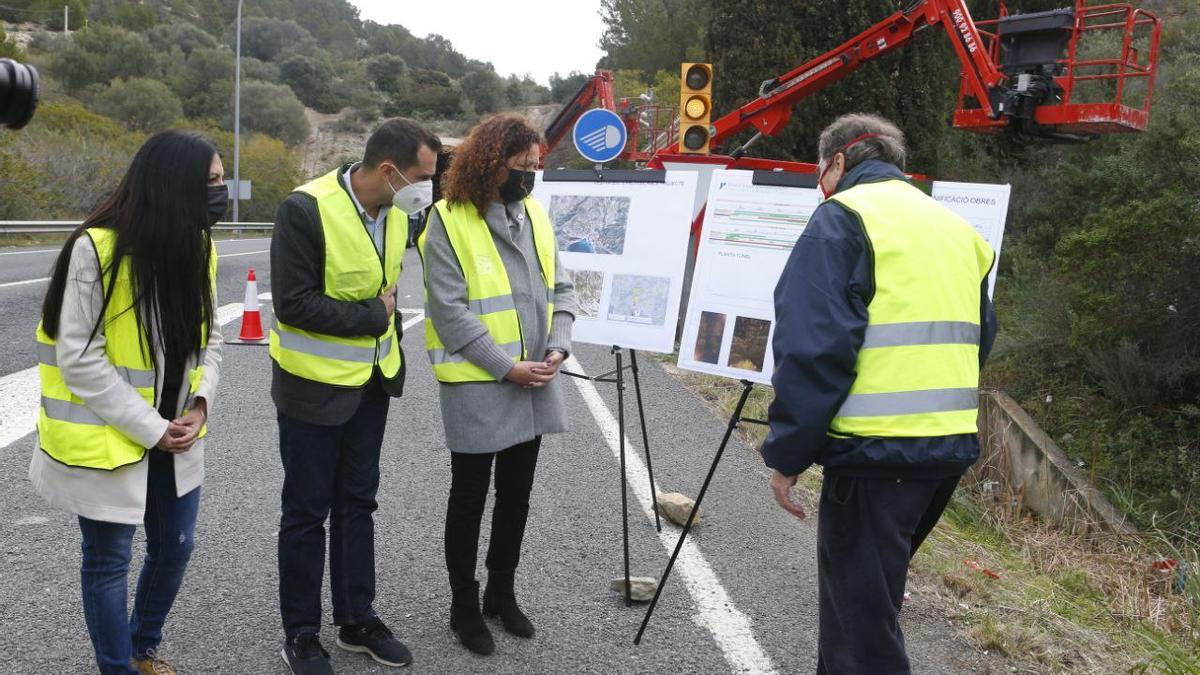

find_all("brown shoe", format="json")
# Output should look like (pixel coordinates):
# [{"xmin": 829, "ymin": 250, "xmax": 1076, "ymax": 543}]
[{"xmin": 134, "ymin": 649, "xmax": 176, "ymax": 675}]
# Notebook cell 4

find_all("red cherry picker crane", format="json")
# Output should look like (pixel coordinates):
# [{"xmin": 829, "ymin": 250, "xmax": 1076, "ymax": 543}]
[{"xmin": 543, "ymin": 0, "xmax": 1162, "ymax": 175}]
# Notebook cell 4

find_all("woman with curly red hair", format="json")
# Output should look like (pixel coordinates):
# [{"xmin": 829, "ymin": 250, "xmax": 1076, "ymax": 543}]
[{"xmin": 417, "ymin": 114, "xmax": 577, "ymax": 656}]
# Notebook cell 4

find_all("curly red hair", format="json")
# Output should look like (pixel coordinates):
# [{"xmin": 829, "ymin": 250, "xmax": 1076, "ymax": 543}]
[{"xmin": 441, "ymin": 113, "xmax": 543, "ymax": 216}]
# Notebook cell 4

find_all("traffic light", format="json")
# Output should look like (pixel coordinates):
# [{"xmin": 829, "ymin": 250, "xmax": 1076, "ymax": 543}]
[{"xmin": 679, "ymin": 62, "xmax": 712, "ymax": 155}]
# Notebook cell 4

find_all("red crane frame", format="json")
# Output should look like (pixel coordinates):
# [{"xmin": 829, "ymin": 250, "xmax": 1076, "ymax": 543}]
[{"xmin": 543, "ymin": 0, "xmax": 1161, "ymax": 165}]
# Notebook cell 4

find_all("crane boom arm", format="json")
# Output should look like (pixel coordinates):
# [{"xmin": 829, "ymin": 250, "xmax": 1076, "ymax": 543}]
[{"xmin": 707, "ymin": 0, "xmax": 1005, "ymax": 150}]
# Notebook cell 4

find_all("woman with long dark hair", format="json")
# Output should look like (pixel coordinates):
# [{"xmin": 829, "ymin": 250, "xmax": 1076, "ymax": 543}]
[
  {"xmin": 29, "ymin": 130, "xmax": 226, "ymax": 675},
  {"xmin": 418, "ymin": 114, "xmax": 577, "ymax": 656}
]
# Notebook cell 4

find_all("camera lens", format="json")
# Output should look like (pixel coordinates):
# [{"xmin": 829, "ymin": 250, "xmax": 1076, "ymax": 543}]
[{"xmin": 0, "ymin": 58, "xmax": 40, "ymax": 131}]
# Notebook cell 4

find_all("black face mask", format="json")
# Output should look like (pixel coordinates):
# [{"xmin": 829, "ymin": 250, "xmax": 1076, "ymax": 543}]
[
  {"xmin": 207, "ymin": 184, "xmax": 229, "ymax": 227},
  {"xmin": 498, "ymin": 169, "xmax": 536, "ymax": 204}
]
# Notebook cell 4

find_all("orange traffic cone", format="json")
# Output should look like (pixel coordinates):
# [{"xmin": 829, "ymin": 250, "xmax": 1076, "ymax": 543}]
[{"xmin": 237, "ymin": 268, "xmax": 265, "ymax": 342}]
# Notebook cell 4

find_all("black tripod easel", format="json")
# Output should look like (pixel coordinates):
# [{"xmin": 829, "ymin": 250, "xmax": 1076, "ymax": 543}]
[
  {"xmin": 633, "ymin": 379, "xmax": 766, "ymax": 643},
  {"xmin": 544, "ymin": 167, "xmax": 672, "ymax": 607},
  {"xmin": 631, "ymin": 167, "xmax": 814, "ymax": 641},
  {"xmin": 562, "ymin": 346, "xmax": 663, "ymax": 607}
]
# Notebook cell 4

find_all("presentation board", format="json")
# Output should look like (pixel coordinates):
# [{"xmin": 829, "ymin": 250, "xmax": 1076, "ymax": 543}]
[
  {"xmin": 676, "ymin": 170, "xmax": 819, "ymax": 384},
  {"xmin": 676, "ymin": 170, "xmax": 1012, "ymax": 385},
  {"xmin": 532, "ymin": 170, "xmax": 699, "ymax": 354},
  {"xmin": 931, "ymin": 181, "xmax": 1011, "ymax": 297}
]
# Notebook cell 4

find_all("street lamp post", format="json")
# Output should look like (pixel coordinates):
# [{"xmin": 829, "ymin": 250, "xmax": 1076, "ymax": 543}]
[{"xmin": 232, "ymin": 0, "xmax": 242, "ymax": 223}]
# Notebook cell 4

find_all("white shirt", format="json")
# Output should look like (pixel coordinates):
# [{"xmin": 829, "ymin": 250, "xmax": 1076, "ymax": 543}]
[{"xmin": 343, "ymin": 163, "xmax": 388, "ymax": 257}]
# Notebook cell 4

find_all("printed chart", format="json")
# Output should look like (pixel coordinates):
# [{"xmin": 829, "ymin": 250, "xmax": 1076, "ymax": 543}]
[{"xmin": 677, "ymin": 171, "xmax": 819, "ymax": 384}]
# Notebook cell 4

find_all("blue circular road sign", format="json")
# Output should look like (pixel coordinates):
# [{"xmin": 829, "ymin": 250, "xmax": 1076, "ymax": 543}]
[{"xmin": 572, "ymin": 108, "xmax": 627, "ymax": 164}]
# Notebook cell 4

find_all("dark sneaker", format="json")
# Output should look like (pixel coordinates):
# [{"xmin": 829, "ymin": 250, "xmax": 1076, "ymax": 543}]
[
  {"xmin": 281, "ymin": 633, "xmax": 333, "ymax": 675},
  {"xmin": 337, "ymin": 618, "xmax": 413, "ymax": 668}
]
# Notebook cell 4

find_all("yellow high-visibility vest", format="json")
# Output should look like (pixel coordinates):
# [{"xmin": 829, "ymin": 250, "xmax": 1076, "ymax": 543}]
[
  {"xmin": 827, "ymin": 179, "xmax": 995, "ymax": 438},
  {"xmin": 418, "ymin": 198, "xmax": 556, "ymax": 383},
  {"xmin": 36, "ymin": 227, "xmax": 212, "ymax": 471},
  {"xmin": 269, "ymin": 168, "xmax": 407, "ymax": 386}
]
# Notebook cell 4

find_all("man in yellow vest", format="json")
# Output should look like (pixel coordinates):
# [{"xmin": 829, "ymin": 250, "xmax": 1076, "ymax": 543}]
[
  {"xmin": 762, "ymin": 113, "xmax": 997, "ymax": 675},
  {"xmin": 270, "ymin": 118, "xmax": 439, "ymax": 675}
]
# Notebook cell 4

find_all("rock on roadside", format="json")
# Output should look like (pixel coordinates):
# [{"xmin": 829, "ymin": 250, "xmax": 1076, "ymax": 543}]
[{"xmin": 656, "ymin": 492, "xmax": 700, "ymax": 527}]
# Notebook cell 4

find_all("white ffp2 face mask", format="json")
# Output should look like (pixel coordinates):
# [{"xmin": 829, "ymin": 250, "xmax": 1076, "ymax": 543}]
[{"xmin": 386, "ymin": 166, "xmax": 434, "ymax": 215}]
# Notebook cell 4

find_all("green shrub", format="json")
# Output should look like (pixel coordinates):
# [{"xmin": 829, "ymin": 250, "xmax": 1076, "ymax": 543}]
[
  {"xmin": 146, "ymin": 21, "xmax": 218, "ymax": 57},
  {"xmin": 364, "ymin": 53, "xmax": 407, "ymax": 95},
  {"xmin": 93, "ymin": 78, "xmax": 183, "ymax": 132},
  {"xmin": 48, "ymin": 24, "xmax": 158, "ymax": 93},
  {"xmin": 233, "ymin": 79, "xmax": 311, "ymax": 145},
  {"xmin": 279, "ymin": 54, "xmax": 341, "ymax": 113},
  {"xmin": 0, "ymin": 23, "xmax": 22, "ymax": 59}
]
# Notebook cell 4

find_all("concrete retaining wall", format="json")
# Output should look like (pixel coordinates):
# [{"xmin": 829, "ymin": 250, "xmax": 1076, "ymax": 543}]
[{"xmin": 969, "ymin": 389, "xmax": 1134, "ymax": 534}]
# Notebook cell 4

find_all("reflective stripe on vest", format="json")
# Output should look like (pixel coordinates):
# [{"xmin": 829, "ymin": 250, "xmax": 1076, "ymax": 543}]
[
  {"xmin": 269, "ymin": 168, "xmax": 407, "ymax": 386},
  {"xmin": 36, "ymin": 228, "xmax": 213, "ymax": 471},
  {"xmin": 827, "ymin": 179, "xmax": 995, "ymax": 438},
  {"xmin": 418, "ymin": 198, "xmax": 557, "ymax": 383}
]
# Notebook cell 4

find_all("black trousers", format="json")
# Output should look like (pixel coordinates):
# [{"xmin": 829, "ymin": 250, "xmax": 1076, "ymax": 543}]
[
  {"xmin": 444, "ymin": 437, "xmax": 542, "ymax": 595},
  {"xmin": 815, "ymin": 474, "xmax": 962, "ymax": 675},
  {"xmin": 277, "ymin": 380, "xmax": 389, "ymax": 638}
]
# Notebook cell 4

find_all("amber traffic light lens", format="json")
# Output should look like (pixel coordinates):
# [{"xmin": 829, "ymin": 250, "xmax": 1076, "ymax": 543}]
[
  {"xmin": 682, "ymin": 126, "xmax": 709, "ymax": 151},
  {"xmin": 684, "ymin": 95, "xmax": 709, "ymax": 120},
  {"xmin": 685, "ymin": 64, "xmax": 710, "ymax": 91}
]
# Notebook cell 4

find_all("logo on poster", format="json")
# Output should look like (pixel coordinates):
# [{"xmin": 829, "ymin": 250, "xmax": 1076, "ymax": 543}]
[{"xmin": 572, "ymin": 108, "xmax": 627, "ymax": 164}]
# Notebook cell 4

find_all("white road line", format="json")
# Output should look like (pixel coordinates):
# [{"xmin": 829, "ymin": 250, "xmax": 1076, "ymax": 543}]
[
  {"xmin": 0, "ymin": 250, "xmax": 269, "ymax": 290},
  {"xmin": 215, "ymin": 301, "xmax": 246, "ymax": 326},
  {"xmin": 400, "ymin": 313, "xmax": 424, "ymax": 331},
  {"xmin": 566, "ymin": 356, "xmax": 779, "ymax": 675},
  {"xmin": 215, "ymin": 249, "xmax": 269, "ymax": 260},
  {"xmin": 0, "ymin": 302, "xmax": 245, "ymax": 452},
  {"xmin": 0, "ymin": 366, "xmax": 38, "ymax": 449},
  {"xmin": 0, "ymin": 277, "xmax": 49, "ymax": 289},
  {"xmin": 0, "ymin": 248, "xmax": 58, "ymax": 256}
]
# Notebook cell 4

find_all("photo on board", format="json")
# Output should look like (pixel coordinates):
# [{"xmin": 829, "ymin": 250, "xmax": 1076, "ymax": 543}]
[
  {"xmin": 572, "ymin": 269, "xmax": 604, "ymax": 319},
  {"xmin": 549, "ymin": 195, "xmax": 631, "ymax": 255},
  {"xmin": 728, "ymin": 316, "xmax": 771, "ymax": 372},
  {"xmin": 694, "ymin": 311, "xmax": 727, "ymax": 365},
  {"xmin": 607, "ymin": 274, "xmax": 670, "ymax": 326}
]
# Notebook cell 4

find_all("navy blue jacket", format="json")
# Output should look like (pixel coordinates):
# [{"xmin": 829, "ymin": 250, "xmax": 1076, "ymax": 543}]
[{"xmin": 759, "ymin": 160, "xmax": 997, "ymax": 479}]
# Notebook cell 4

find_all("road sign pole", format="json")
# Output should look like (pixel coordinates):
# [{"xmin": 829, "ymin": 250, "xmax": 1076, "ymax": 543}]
[{"xmin": 232, "ymin": 0, "xmax": 243, "ymax": 224}]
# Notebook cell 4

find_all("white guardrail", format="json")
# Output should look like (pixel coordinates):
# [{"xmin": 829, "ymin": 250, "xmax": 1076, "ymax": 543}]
[{"xmin": 0, "ymin": 221, "xmax": 274, "ymax": 234}]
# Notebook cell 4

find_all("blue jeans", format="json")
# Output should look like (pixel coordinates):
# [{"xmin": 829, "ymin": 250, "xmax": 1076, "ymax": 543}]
[
  {"xmin": 277, "ymin": 380, "xmax": 388, "ymax": 637},
  {"xmin": 78, "ymin": 450, "xmax": 200, "ymax": 675}
]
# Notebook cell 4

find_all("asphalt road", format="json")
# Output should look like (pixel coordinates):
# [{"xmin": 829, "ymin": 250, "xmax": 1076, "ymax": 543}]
[{"xmin": 0, "ymin": 243, "xmax": 996, "ymax": 674}]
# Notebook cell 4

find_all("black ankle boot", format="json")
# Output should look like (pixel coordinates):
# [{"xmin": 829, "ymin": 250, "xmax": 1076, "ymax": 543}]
[
  {"xmin": 450, "ymin": 585, "xmax": 495, "ymax": 656},
  {"xmin": 483, "ymin": 575, "xmax": 535, "ymax": 638}
]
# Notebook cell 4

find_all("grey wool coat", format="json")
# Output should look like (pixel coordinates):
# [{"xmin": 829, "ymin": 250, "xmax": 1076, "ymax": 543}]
[{"xmin": 422, "ymin": 199, "xmax": 578, "ymax": 454}]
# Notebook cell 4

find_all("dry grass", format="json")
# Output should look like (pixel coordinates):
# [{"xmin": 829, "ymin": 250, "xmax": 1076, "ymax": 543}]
[
  {"xmin": 661, "ymin": 359, "xmax": 1200, "ymax": 673},
  {"xmin": 911, "ymin": 484, "xmax": 1198, "ymax": 673}
]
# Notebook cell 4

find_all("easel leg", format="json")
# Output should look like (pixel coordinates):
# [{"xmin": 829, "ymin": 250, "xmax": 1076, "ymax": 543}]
[
  {"xmin": 629, "ymin": 350, "xmax": 662, "ymax": 532},
  {"xmin": 615, "ymin": 347, "xmax": 632, "ymax": 607},
  {"xmin": 634, "ymin": 381, "xmax": 756, "ymax": 644}
]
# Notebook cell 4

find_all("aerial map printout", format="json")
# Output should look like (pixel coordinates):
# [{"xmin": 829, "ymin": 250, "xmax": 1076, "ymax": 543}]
[{"xmin": 532, "ymin": 170, "xmax": 699, "ymax": 353}]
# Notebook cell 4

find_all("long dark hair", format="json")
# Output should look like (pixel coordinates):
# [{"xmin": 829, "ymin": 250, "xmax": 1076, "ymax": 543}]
[{"xmin": 41, "ymin": 130, "xmax": 218, "ymax": 365}]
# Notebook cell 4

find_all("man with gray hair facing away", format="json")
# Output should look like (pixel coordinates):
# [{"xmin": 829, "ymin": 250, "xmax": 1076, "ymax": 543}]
[{"xmin": 761, "ymin": 113, "xmax": 997, "ymax": 674}]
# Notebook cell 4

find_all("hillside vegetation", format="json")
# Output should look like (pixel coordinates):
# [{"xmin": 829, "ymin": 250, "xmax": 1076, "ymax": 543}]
[{"xmin": 0, "ymin": 0, "xmax": 571, "ymax": 221}]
